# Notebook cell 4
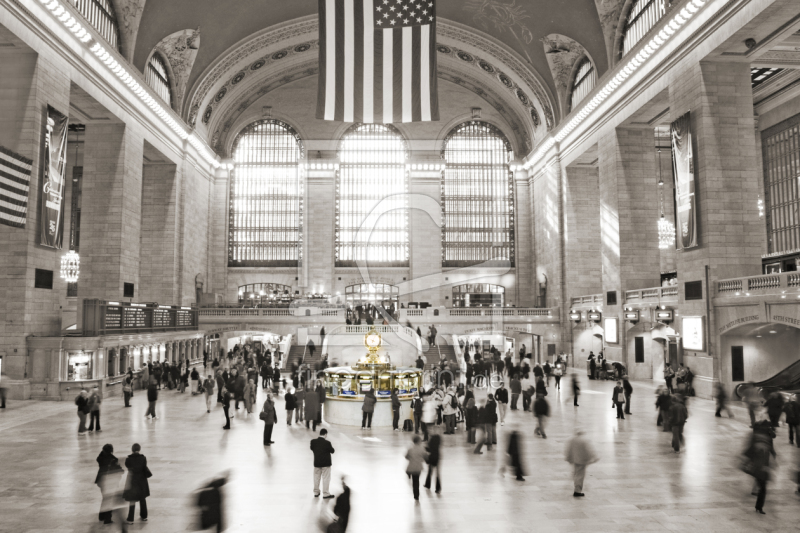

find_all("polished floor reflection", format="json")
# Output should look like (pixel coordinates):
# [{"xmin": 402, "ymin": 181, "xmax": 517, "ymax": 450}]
[{"xmin": 1, "ymin": 374, "xmax": 799, "ymax": 532}]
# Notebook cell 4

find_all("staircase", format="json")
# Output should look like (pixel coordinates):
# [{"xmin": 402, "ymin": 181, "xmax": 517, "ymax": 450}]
[
  {"xmin": 422, "ymin": 344, "xmax": 457, "ymax": 370},
  {"xmin": 285, "ymin": 345, "xmax": 323, "ymax": 372}
]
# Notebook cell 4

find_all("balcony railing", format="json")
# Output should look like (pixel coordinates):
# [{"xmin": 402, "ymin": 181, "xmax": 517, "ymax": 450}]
[
  {"xmin": 570, "ymin": 294, "xmax": 603, "ymax": 307},
  {"xmin": 717, "ymin": 272, "xmax": 800, "ymax": 296},
  {"xmin": 198, "ymin": 306, "xmax": 559, "ymax": 321},
  {"xmin": 625, "ymin": 286, "xmax": 679, "ymax": 302}
]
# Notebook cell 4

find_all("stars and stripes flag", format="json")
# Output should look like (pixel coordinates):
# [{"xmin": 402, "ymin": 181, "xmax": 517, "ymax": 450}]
[
  {"xmin": 317, "ymin": 0, "xmax": 440, "ymax": 123},
  {"xmin": 0, "ymin": 146, "xmax": 33, "ymax": 229}
]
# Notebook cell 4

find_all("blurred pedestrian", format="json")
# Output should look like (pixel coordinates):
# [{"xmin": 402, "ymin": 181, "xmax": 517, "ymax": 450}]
[
  {"xmin": 203, "ymin": 375, "xmax": 215, "ymax": 413},
  {"xmin": 564, "ymin": 429, "xmax": 599, "ymax": 496},
  {"xmin": 296, "ymin": 386, "xmax": 305, "ymax": 424},
  {"xmin": 329, "ymin": 477, "xmax": 350, "ymax": 533},
  {"xmin": 465, "ymin": 396, "xmax": 477, "ymax": 444},
  {"xmin": 316, "ymin": 380, "xmax": 326, "ymax": 424},
  {"xmin": 783, "ymin": 394, "xmax": 800, "ymax": 446},
  {"xmin": 421, "ymin": 391, "xmax": 436, "ymax": 441},
  {"xmin": 0, "ymin": 381, "xmax": 7, "ymax": 408},
  {"xmin": 392, "ymin": 388, "xmax": 402, "ymax": 431},
  {"xmin": 306, "ymin": 383, "xmax": 320, "ymax": 431},
  {"xmin": 243, "ymin": 378, "xmax": 257, "ymax": 414},
  {"xmin": 743, "ymin": 385, "xmax": 762, "ymax": 428},
  {"xmin": 221, "ymin": 385, "xmax": 231, "ymax": 430},
  {"xmin": 197, "ymin": 475, "xmax": 227, "ymax": 533},
  {"xmin": 714, "ymin": 382, "xmax": 733, "ymax": 418},
  {"xmin": 88, "ymin": 387, "xmax": 102, "ymax": 432},
  {"xmin": 473, "ymin": 399, "xmax": 491, "ymax": 453},
  {"xmin": 612, "ymin": 381, "xmax": 626, "ymax": 420},
  {"xmin": 361, "ymin": 389, "xmax": 376, "ymax": 429},
  {"xmin": 622, "ymin": 376, "xmax": 633, "ymax": 415},
  {"xmin": 533, "ymin": 394, "xmax": 549, "ymax": 438},
  {"xmin": 234, "ymin": 370, "xmax": 246, "ymax": 410},
  {"xmin": 95, "ymin": 444, "xmax": 123, "ymax": 525},
  {"xmin": 669, "ymin": 394, "xmax": 688, "ymax": 453},
  {"xmin": 310, "ymin": 429, "xmax": 335, "ymax": 499},
  {"xmin": 260, "ymin": 394, "xmax": 277, "ymax": 446},
  {"xmin": 510, "ymin": 374, "xmax": 521, "ymax": 410},
  {"xmin": 554, "ymin": 363, "xmax": 563, "ymax": 390},
  {"xmin": 285, "ymin": 388, "xmax": 297, "ymax": 425},
  {"xmin": 572, "ymin": 374, "xmax": 580, "ymax": 407},
  {"xmin": 743, "ymin": 421, "xmax": 776, "ymax": 514},
  {"xmin": 405, "ymin": 435, "xmax": 428, "ymax": 501},
  {"xmin": 191, "ymin": 367, "xmax": 200, "ymax": 395},
  {"xmin": 123, "ymin": 375, "xmax": 132, "ymax": 408},
  {"xmin": 123, "ymin": 443, "xmax": 151, "ymax": 524},
  {"xmin": 486, "ymin": 393, "xmax": 498, "ymax": 445},
  {"xmin": 664, "ymin": 363, "xmax": 674, "ymax": 393},
  {"xmin": 765, "ymin": 391, "xmax": 784, "ymax": 428},
  {"xmin": 75, "ymin": 389, "xmax": 89, "ymax": 435},
  {"xmin": 424, "ymin": 434, "xmax": 441, "ymax": 493},
  {"xmin": 656, "ymin": 386, "xmax": 671, "ymax": 431},
  {"xmin": 411, "ymin": 392, "xmax": 423, "ymax": 434},
  {"xmin": 144, "ymin": 379, "xmax": 158, "ymax": 419},
  {"xmin": 507, "ymin": 430, "xmax": 525, "ymax": 481}
]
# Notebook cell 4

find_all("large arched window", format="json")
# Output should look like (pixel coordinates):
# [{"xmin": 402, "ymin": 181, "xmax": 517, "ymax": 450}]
[
  {"xmin": 73, "ymin": 0, "xmax": 120, "ymax": 50},
  {"xmin": 570, "ymin": 58, "xmax": 596, "ymax": 111},
  {"xmin": 229, "ymin": 120, "xmax": 304, "ymax": 267},
  {"xmin": 345, "ymin": 283, "xmax": 399, "ymax": 307},
  {"xmin": 442, "ymin": 122, "xmax": 515, "ymax": 267},
  {"xmin": 238, "ymin": 283, "xmax": 295, "ymax": 307},
  {"xmin": 621, "ymin": 0, "xmax": 666, "ymax": 57},
  {"xmin": 452, "ymin": 284, "xmax": 505, "ymax": 308},
  {"xmin": 145, "ymin": 53, "xmax": 172, "ymax": 107},
  {"xmin": 336, "ymin": 124, "xmax": 408, "ymax": 266}
]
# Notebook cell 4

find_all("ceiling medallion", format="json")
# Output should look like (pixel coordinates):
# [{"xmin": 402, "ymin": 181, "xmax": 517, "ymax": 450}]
[
  {"xmin": 456, "ymin": 51, "xmax": 474, "ymax": 62},
  {"xmin": 231, "ymin": 71, "xmax": 246, "ymax": 85},
  {"xmin": 272, "ymin": 51, "xmax": 288, "ymax": 60},
  {"xmin": 437, "ymin": 45, "xmax": 452, "ymax": 54}
]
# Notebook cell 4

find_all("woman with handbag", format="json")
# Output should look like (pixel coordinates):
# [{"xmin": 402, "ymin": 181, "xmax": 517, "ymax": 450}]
[
  {"xmin": 95, "ymin": 444, "xmax": 123, "ymax": 524},
  {"xmin": 260, "ymin": 394, "xmax": 278, "ymax": 446},
  {"xmin": 123, "ymin": 443, "xmax": 151, "ymax": 524}
]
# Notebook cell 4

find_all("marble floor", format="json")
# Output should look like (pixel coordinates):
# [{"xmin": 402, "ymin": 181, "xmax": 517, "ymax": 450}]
[{"xmin": 1, "ymin": 374, "xmax": 799, "ymax": 533}]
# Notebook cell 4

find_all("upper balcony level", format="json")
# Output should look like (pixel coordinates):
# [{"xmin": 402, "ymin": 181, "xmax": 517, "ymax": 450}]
[
  {"xmin": 716, "ymin": 272, "xmax": 800, "ymax": 302},
  {"xmin": 198, "ymin": 306, "xmax": 560, "ymax": 325},
  {"xmin": 570, "ymin": 286, "xmax": 679, "ymax": 309}
]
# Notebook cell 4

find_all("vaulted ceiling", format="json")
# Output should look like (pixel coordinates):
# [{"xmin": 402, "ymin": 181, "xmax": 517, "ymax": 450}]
[{"xmin": 133, "ymin": 0, "xmax": 610, "ymax": 116}]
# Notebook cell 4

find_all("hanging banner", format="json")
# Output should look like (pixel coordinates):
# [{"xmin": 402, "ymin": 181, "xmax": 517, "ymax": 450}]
[
  {"xmin": 671, "ymin": 112, "xmax": 697, "ymax": 249},
  {"xmin": 39, "ymin": 105, "xmax": 68, "ymax": 249}
]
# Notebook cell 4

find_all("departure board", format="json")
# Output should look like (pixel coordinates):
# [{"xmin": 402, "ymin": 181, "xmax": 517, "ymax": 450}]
[
  {"xmin": 123, "ymin": 307, "xmax": 147, "ymax": 328},
  {"xmin": 177, "ymin": 310, "xmax": 192, "ymax": 327},
  {"xmin": 153, "ymin": 309, "xmax": 172, "ymax": 328},
  {"xmin": 105, "ymin": 306, "xmax": 122, "ymax": 329}
]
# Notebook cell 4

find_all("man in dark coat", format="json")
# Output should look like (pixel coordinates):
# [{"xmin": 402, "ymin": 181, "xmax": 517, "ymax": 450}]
[
  {"xmin": 765, "ymin": 392, "xmax": 785, "ymax": 428},
  {"xmin": 310, "ymin": 429, "xmax": 335, "ymax": 498},
  {"xmin": 316, "ymin": 381, "xmax": 327, "ymax": 423},
  {"xmin": 391, "ymin": 389, "xmax": 402, "ymax": 431},
  {"xmin": 233, "ymin": 371, "xmax": 246, "ymax": 410},
  {"xmin": 510, "ymin": 374, "xmax": 521, "ymax": 410},
  {"xmin": 145, "ymin": 382, "xmax": 158, "ymax": 419},
  {"xmin": 123, "ymin": 443, "xmax": 151, "ymax": 524},
  {"xmin": 622, "ymin": 376, "xmax": 633, "ymax": 415},
  {"xmin": 669, "ymin": 395, "xmax": 688, "ymax": 452},
  {"xmin": 507, "ymin": 430, "xmax": 525, "ymax": 481},
  {"xmin": 783, "ymin": 394, "xmax": 800, "ymax": 446},
  {"xmin": 612, "ymin": 381, "xmax": 626, "ymax": 420}
]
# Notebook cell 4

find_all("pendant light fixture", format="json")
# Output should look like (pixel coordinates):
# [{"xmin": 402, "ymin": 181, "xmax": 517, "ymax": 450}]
[{"xmin": 656, "ymin": 133, "xmax": 675, "ymax": 250}]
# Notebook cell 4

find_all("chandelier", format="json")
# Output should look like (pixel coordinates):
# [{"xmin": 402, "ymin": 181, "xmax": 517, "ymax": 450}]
[
  {"xmin": 656, "ymin": 140, "xmax": 675, "ymax": 250},
  {"xmin": 60, "ymin": 250, "xmax": 80, "ymax": 283}
]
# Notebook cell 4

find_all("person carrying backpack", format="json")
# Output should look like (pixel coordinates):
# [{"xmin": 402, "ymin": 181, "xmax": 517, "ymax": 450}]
[{"xmin": 442, "ymin": 387, "xmax": 458, "ymax": 435}]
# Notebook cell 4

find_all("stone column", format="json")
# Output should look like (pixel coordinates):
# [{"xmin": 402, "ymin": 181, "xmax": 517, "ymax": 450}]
[
  {"xmin": 514, "ymin": 170, "xmax": 535, "ymax": 307},
  {"xmin": 408, "ymin": 168, "xmax": 443, "ymax": 306},
  {"xmin": 78, "ymin": 123, "xmax": 145, "ymax": 307},
  {"xmin": 597, "ymin": 126, "xmax": 661, "ymax": 364},
  {"xmin": 306, "ymin": 167, "xmax": 336, "ymax": 295},
  {"xmin": 668, "ymin": 61, "xmax": 762, "ymax": 397},
  {"xmin": 140, "ymin": 162, "xmax": 180, "ymax": 304},
  {"xmin": 0, "ymin": 52, "xmax": 71, "ymax": 385}
]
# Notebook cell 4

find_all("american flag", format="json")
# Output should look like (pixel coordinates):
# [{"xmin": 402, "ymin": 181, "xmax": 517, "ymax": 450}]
[
  {"xmin": 317, "ymin": 0, "xmax": 440, "ymax": 123},
  {"xmin": 0, "ymin": 146, "xmax": 33, "ymax": 229}
]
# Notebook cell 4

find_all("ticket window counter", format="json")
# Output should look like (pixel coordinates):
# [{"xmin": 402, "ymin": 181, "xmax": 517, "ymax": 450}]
[{"xmin": 67, "ymin": 351, "xmax": 94, "ymax": 381}]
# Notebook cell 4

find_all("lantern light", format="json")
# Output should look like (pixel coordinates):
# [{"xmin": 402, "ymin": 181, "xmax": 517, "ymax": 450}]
[{"xmin": 60, "ymin": 250, "xmax": 80, "ymax": 283}]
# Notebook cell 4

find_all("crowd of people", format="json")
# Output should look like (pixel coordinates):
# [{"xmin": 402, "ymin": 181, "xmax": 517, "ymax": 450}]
[{"xmin": 73, "ymin": 339, "xmax": 800, "ymax": 530}]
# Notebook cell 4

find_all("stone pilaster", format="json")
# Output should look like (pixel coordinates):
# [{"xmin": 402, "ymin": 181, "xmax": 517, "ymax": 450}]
[
  {"xmin": 306, "ymin": 169, "xmax": 336, "ymax": 294},
  {"xmin": 79, "ymin": 123, "xmax": 144, "ymax": 305},
  {"xmin": 140, "ymin": 162, "xmax": 180, "ymax": 303},
  {"xmin": 562, "ymin": 164, "xmax": 602, "ymax": 300},
  {"xmin": 408, "ymin": 170, "xmax": 443, "ymax": 305},
  {"xmin": 514, "ymin": 171, "xmax": 535, "ymax": 307},
  {"xmin": 0, "ymin": 52, "xmax": 70, "ymax": 384}
]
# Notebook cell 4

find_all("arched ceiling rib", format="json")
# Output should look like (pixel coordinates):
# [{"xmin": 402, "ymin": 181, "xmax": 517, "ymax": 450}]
[{"xmin": 134, "ymin": 0, "xmax": 608, "ymax": 112}]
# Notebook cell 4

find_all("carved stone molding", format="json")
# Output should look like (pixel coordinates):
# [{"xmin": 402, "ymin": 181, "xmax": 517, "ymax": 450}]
[
  {"xmin": 113, "ymin": 0, "xmax": 147, "ymax": 63},
  {"xmin": 186, "ymin": 16, "xmax": 556, "ymax": 137},
  {"xmin": 542, "ymin": 34, "xmax": 590, "ymax": 118},
  {"xmin": 593, "ymin": 0, "xmax": 625, "ymax": 67},
  {"xmin": 154, "ymin": 28, "xmax": 200, "ymax": 113}
]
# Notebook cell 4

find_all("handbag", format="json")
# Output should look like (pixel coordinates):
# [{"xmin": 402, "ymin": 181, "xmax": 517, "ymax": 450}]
[{"xmin": 259, "ymin": 410, "xmax": 268, "ymax": 421}]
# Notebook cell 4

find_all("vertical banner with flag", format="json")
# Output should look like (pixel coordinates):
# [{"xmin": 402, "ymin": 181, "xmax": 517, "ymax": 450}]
[
  {"xmin": 671, "ymin": 112, "xmax": 697, "ymax": 250},
  {"xmin": 39, "ymin": 105, "xmax": 68, "ymax": 249},
  {"xmin": 317, "ymin": 0, "xmax": 439, "ymax": 123}
]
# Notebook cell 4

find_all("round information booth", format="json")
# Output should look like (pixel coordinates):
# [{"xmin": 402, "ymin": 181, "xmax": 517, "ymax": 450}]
[{"xmin": 322, "ymin": 328, "xmax": 422, "ymax": 427}]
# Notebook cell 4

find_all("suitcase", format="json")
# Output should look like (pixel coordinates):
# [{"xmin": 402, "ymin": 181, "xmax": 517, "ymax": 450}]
[{"xmin": 403, "ymin": 419, "xmax": 413, "ymax": 432}]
